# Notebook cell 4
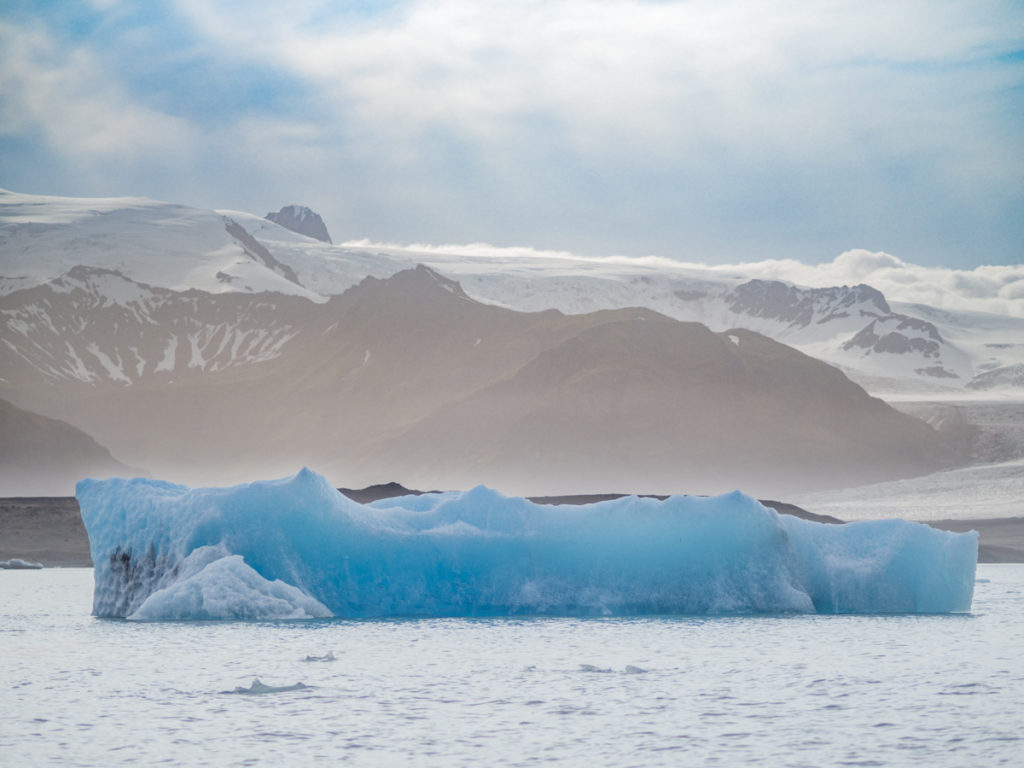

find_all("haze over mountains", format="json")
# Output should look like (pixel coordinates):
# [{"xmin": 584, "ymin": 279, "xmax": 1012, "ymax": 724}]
[
  {"xmin": 2, "ymin": 189, "xmax": 1020, "ymax": 496},
  {"xmin": 0, "ymin": 398, "xmax": 137, "ymax": 497}
]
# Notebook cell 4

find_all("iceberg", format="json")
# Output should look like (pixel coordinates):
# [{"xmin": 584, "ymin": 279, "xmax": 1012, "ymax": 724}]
[{"xmin": 76, "ymin": 468, "xmax": 978, "ymax": 620}]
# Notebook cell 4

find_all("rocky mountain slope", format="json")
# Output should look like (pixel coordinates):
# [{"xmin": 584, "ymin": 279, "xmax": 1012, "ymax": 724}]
[{"xmin": 1, "ymin": 263, "xmax": 956, "ymax": 496}]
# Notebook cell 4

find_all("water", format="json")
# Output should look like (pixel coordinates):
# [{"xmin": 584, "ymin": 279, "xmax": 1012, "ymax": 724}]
[{"xmin": 2, "ymin": 567, "xmax": 1022, "ymax": 767}]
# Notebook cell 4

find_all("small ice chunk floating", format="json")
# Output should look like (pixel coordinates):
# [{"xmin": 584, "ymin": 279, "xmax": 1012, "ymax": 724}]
[{"xmin": 76, "ymin": 468, "xmax": 978, "ymax": 621}]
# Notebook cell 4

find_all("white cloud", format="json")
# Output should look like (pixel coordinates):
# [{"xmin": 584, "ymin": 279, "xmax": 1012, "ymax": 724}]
[
  {"xmin": 156, "ymin": 0, "xmax": 1024, "ymax": 265},
  {"xmin": 3, "ymin": 1, "xmax": 1020, "ymax": 266},
  {"xmin": 168, "ymin": 0, "xmax": 1024, "ymax": 178},
  {"xmin": 0, "ymin": 21, "xmax": 197, "ymax": 164}
]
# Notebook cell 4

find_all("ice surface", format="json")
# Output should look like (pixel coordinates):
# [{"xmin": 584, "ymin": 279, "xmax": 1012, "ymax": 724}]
[{"xmin": 77, "ymin": 468, "xmax": 978, "ymax": 620}]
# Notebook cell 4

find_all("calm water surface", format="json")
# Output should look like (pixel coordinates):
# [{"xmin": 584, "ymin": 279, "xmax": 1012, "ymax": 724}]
[{"xmin": 2, "ymin": 566, "xmax": 1022, "ymax": 767}]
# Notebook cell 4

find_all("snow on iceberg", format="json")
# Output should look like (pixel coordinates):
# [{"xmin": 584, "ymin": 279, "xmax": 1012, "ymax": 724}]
[
  {"xmin": 128, "ymin": 545, "xmax": 332, "ymax": 621},
  {"xmin": 76, "ymin": 468, "xmax": 978, "ymax": 620}
]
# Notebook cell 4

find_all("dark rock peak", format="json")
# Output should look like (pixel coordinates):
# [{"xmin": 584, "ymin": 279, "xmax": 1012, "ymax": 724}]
[
  {"xmin": 841, "ymin": 313, "xmax": 945, "ymax": 358},
  {"xmin": 63, "ymin": 264, "xmax": 122, "ymax": 280},
  {"xmin": 347, "ymin": 264, "xmax": 470, "ymax": 302},
  {"xmin": 726, "ymin": 280, "xmax": 891, "ymax": 328},
  {"xmin": 892, "ymin": 315, "xmax": 944, "ymax": 343},
  {"xmin": 847, "ymin": 283, "xmax": 890, "ymax": 311},
  {"xmin": 265, "ymin": 205, "xmax": 332, "ymax": 244},
  {"xmin": 338, "ymin": 481, "xmax": 432, "ymax": 504}
]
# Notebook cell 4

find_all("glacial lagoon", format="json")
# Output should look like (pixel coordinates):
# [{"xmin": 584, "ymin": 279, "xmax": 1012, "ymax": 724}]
[{"xmin": 1, "ymin": 566, "xmax": 1022, "ymax": 767}]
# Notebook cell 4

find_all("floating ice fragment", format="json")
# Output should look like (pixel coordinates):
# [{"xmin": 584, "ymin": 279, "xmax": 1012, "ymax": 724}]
[
  {"xmin": 0, "ymin": 558, "xmax": 44, "ymax": 569},
  {"xmin": 76, "ymin": 468, "xmax": 978, "ymax": 620},
  {"xmin": 303, "ymin": 652, "xmax": 337, "ymax": 662},
  {"xmin": 221, "ymin": 678, "xmax": 309, "ymax": 695}
]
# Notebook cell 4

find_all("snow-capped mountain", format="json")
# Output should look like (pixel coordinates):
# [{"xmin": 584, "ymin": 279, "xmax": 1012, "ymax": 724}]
[
  {"xmin": 430, "ymin": 267, "xmax": 1009, "ymax": 390},
  {"xmin": 0, "ymin": 265, "xmax": 309, "ymax": 392},
  {"xmin": 2, "ymin": 188, "xmax": 1022, "ymax": 396},
  {"xmin": 0, "ymin": 189, "xmax": 405, "ymax": 300}
]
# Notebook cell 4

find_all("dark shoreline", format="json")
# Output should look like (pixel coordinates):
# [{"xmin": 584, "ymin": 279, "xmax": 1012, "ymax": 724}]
[{"xmin": 2, "ymin": 490, "xmax": 1021, "ymax": 567}]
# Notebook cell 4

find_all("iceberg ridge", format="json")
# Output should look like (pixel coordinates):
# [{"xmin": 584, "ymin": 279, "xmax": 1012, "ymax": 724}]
[{"xmin": 76, "ymin": 469, "xmax": 977, "ymax": 620}]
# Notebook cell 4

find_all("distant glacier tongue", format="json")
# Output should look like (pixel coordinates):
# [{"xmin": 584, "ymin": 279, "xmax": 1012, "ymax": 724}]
[{"xmin": 76, "ymin": 469, "xmax": 977, "ymax": 620}]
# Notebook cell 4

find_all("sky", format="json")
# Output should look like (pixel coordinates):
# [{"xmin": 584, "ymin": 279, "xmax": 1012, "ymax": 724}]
[{"xmin": 0, "ymin": 0, "xmax": 1022, "ymax": 269}]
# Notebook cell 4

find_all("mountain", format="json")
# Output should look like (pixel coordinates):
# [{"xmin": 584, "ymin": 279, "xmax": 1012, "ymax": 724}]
[
  {"xmin": 0, "ymin": 398, "xmax": 138, "ymax": 496},
  {"xmin": 451, "ymin": 273, "xmax": 990, "ymax": 391},
  {"xmin": 370, "ymin": 313, "xmax": 951, "ymax": 495},
  {"xmin": 0, "ymin": 188, "xmax": 393, "ymax": 300},
  {"xmin": 3, "ymin": 187, "xmax": 1020, "ymax": 496},
  {"xmin": 0, "ymin": 265, "xmax": 310, "ymax": 392},
  {"xmin": 265, "ymin": 205, "xmax": 332, "ymax": 244},
  {"xmin": 0, "ymin": 263, "xmax": 955, "ymax": 497},
  {"xmin": 5, "ymin": 189, "xmax": 1018, "ymax": 394}
]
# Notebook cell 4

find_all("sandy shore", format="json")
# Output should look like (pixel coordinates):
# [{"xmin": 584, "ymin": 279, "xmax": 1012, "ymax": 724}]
[{"xmin": 2, "ymin": 493, "xmax": 1021, "ymax": 567}]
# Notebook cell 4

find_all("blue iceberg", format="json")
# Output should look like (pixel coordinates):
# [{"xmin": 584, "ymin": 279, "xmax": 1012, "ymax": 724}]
[{"xmin": 76, "ymin": 468, "xmax": 978, "ymax": 620}]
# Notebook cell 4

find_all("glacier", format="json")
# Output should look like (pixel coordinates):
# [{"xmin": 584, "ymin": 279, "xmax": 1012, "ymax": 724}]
[{"xmin": 76, "ymin": 468, "xmax": 978, "ymax": 620}]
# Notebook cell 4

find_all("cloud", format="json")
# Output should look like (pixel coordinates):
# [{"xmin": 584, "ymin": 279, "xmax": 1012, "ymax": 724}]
[
  {"xmin": 166, "ymin": 0, "xmax": 1023, "ymax": 170},
  {"xmin": 1, "ymin": 1, "xmax": 1021, "ymax": 266},
  {"xmin": 0, "ymin": 21, "xmax": 197, "ymax": 164}
]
